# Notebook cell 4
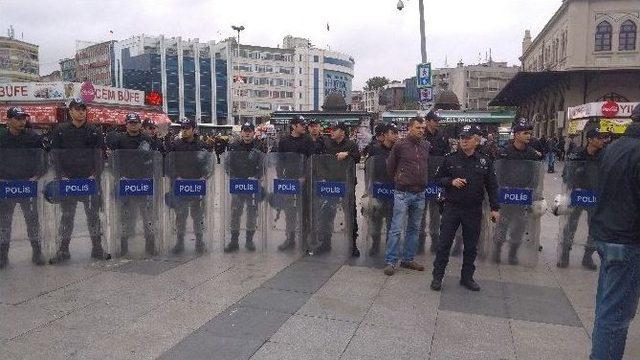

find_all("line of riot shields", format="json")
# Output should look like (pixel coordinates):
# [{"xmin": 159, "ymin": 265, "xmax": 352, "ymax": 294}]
[
  {"xmin": 1, "ymin": 147, "xmax": 597, "ymax": 269},
  {"xmin": 0, "ymin": 149, "xmax": 358, "ymax": 267}
]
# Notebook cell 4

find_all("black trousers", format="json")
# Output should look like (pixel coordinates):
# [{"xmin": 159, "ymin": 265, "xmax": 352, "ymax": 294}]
[
  {"xmin": 0, "ymin": 198, "xmax": 40, "ymax": 244},
  {"xmin": 59, "ymin": 195, "xmax": 102, "ymax": 248},
  {"xmin": 432, "ymin": 205, "xmax": 483, "ymax": 281},
  {"xmin": 175, "ymin": 197, "xmax": 206, "ymax": 242}
]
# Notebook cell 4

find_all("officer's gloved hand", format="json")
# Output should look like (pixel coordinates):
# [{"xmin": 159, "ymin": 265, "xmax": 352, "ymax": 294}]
[{"xmin": 552, "ymin": 194, "xmax": 569, "ymax": 216}]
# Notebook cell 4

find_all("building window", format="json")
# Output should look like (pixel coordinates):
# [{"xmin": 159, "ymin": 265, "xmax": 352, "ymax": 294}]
[
  {"xmin": 595, "ymin": 21, "xmax": 612, "ymax": 52},
  {"xmin": 299, "ymin": 92, "xmax": 302, "ymax": 99},
  {"xmin": 313, "ymin": 55, "xmax": 319, "ymax": 62},
  {"xmin": 299, "ymin": 67, "xmax": 302, "ymax": 75},
  {"xmin": 299, "ymin": 54, "xmax": 302, "ymax": 61},
  {"xmin": 619, "ymin": 20, "xmax": 637, "ymax": 51}
]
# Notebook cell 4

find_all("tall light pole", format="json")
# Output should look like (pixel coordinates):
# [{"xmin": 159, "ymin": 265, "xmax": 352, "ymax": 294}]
[
  {"xmin": 231, "ymin": 25, "xmax": 244, "ymax": 123},
  {"xmin": 397, "ymin": 0, "xmax": 427, "ymax": 63}
]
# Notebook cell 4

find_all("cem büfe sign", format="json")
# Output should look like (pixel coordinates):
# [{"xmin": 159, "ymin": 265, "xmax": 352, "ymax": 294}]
[
  {"xmin": 0, "ymin": 180, "xmax": 38, "ymax": 199},
  {"xmin": 0, "ymin": 82, "xmax": 65, "ymax": 102},
  {"xmin": 0, "ymin": 82, "xmax": 145, "ymax": 107}
]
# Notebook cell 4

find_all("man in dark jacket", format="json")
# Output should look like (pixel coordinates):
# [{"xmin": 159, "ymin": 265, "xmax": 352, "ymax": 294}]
[
  {"xmin": 224, "ymin": 123, "xmax": 265, "ymax": 252},
  {"xmin": 589, "ymin": 106, "xmax": 640, "ymax": 360},
  {"xmin": 167, "ymin": 118, "xmax": 211, "ymax": 254},
  {"xmin": 49, "ymin": 99, "xmax": 109, "ymax": 264},
  {"xmin": 0, "ymin": 107, "xmax": 47, "ymax": 267},
  {"xmin": 316, "ymin": 122, "xmax": 361, "ymax": 256},
  {"xmin": 383, "ymin": 117, "xmax": 429, "ymax": 275},
  {"xmin": 307, "ymin": 119, "xmax": 326, "ymax": 155},
  {"xmin": 431, "ymin": 124, "xmax": 500, "ymax": 291},
  {"xmin": 556, "ymin": 127, "xmax": 610, "ymax": 270}
]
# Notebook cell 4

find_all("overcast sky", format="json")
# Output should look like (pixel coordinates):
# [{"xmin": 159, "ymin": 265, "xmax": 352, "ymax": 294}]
[{"xmin": 1, "ymin": 0, "xmax": 560, "ymax": 89}]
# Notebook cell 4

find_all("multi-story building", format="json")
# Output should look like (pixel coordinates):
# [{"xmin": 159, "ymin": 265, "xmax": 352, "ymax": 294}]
[
  {"xmin": 350, "ymin": 90, "xmax": 364, "ymax": 111},
  {"xmin": 75, "ymin": 40, "xmax": 116, "ymax": 86},
  {"xmin": 215, "ymin": 35, "xmax": 355, "ymax": 123},
  {"xmin": 113, "ymin": 34, "xmax": 228, "ymax": 123},
  {"xmin": 379, "ymin": 82, "xmax": 407, "ymax": 111},
  {"xmin": 59, "ymin": 58, "xmax": 77, "ymax": 82},
  {"xmin": 491, "ymin": 0, "xmax": 640, "ymax": 137},
  {"xmin": 432, "ymin": 60, "xmax": 520, "ymax": 110},
  {"xmin": 363, "ymin": 88, "xmax": 382, "ymax": 113},
  {"xmin": 0, "ymin": 33, "xmax": 39, "ymax": 82}
]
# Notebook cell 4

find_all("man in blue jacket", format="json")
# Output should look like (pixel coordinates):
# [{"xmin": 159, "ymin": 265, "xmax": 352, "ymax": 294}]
[{"xmin": 589, "ymin": 105, "xmax": 640, "ymax": 360}]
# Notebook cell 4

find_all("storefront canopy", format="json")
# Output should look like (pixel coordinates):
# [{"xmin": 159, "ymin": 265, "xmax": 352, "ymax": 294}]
[{"xmin": 270, "ymin": 111, "xmax": 371, "ymax": 126}]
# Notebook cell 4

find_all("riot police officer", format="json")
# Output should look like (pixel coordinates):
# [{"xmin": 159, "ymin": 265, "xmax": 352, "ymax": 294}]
[
  {"xmin": 167, "ymin": 118, "xmax": 210, "ymax": 254},
  {"xmin": 431, "ymin": 125, "xmax": 500, "ymax": 291},
  {"xmin": 322, "ymin": 122, "xmax": 361, "ymax": 257},
  {"xmin": 49, "ymin": 99, "xmax": 109, "ymax": 263},
  {"xmin": 307, "ymin": 119, "xmax": 326, "ymax": 155},
  {"xmin": 274, "ymin": 115, "xmax": 312, "ymax": 251},
  {"xmin": 366, "ymin": 123, "xmax": 399, "ymax": 256},
  {"xmin": 107, "ymin": 113, "xmax": 159, "ymax": 256},
  {"xmin": 492, "ymin": 118, "xmax": 543, "ymax": 265},
  {"xmin": 142, "ymin": 118, "xmax": 166, "ymax": 154},
  {"xmin": 224, "ymin": 123, "xmax": 265, "ymax": 252},
  {"xmin": 0, "ymin": 107, "xmax": 47, "ymax": 267},
  {"xmin": 556, "ymin": 126, "xmax": 610, "ymax": 269}
]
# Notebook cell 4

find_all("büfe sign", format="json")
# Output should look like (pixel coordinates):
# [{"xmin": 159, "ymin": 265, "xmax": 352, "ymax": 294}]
[
  {"xmin": 73, "ymin": 82, "xmax": 144, "ymax": 107},
  {"xmin": 0, "ymin": 82, "xmax": 145, "ymax": 107}
]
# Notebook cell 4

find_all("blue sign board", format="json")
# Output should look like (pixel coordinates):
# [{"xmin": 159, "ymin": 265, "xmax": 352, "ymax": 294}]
[
  {"xmin": 499, "ymin": 188, "xmax": 533, "ymax": 206},
  {"xmin": 372, "ymin": 182, "xmax": 394, "ymax": 200},
  {"xmin": 174, "ymin": 179, "xmax": 206, "ymax": 197},
  {"xmin": 119, "ymin": 179, "xmax": 154, "ymax": 197},
  {"xmin": 230, "ymin": 178, "xmax": 260, "ymax": 194},
  {"xmin": 570, "ymin": 189, "xmax": 597, "ymax": 207},
  {"xmin": 59, "ymin": 179, "xmax": 97, "ymax": 197},
  {"xmin": 425, "ymin": 182, "xmax": 443, "ymax": 200},
  {"xmin": 274, "ymin": 179, "xmax": 300, "ymax": 195},
  {"xmin": 316, "ymin": 181, "xmax": 346, "ymax": 198},
  {"xmin": 416, "ymin": 63, "xmax": 432, "ymax": 88},
  {"xmin": 0, "ymin": 180, "xmax": 37, "ymax": 199}
]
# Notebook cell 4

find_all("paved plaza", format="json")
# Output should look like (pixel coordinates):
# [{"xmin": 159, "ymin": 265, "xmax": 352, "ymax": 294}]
[{"xmin": 0, "ymin": 167, "xmax": 638, "ymax": 360}]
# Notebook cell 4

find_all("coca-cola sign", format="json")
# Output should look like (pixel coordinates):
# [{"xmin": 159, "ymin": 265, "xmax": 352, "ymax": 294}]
[
  {"xmin": 601, "ymin": 100, "xmax": 620, "ymax": 118},
  {"xmin": 80, "ymin": 81, "xmax": 96, "ymax": 103}
]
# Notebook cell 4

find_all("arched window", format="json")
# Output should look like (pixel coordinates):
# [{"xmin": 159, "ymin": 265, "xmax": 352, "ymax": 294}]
[
  {"xmin": 595, "ymin": 21, "xmax": 612, "ymax": 51},
  {"xmin": 598, "ymin": 92, "xmax": 629, "ymax": 102},
  {"xmin": 619, "ymin": 20, "xmax": 637, "ymax": 51}
]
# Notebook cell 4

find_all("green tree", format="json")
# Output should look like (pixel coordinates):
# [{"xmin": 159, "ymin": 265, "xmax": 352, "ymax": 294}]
[{"xmin": 365, "ymin": 76, "xmax": 390, "ymax": 91}]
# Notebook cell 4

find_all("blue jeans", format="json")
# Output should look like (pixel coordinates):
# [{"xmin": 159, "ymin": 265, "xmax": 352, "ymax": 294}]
[
  {"xmin": 546, "ymin": 152, "xmax": 556, "ymax": 171},
  {"xmin": 384, "ymin": 190, "xmax": 426, "ymax": 265},
  {"xmin": 591, "ymin": 240, "xmax": 640, "ymax": 360}
]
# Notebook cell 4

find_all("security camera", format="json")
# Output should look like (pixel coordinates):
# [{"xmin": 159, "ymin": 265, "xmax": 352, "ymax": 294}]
[{"xmin": 397, "ymin": 0, "xmax": 404, "ymax": 10}]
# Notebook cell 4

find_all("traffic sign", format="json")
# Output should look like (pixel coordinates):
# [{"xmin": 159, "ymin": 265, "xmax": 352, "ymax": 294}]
[
  {"xmin": 419, "ymin": 87, "xmax": 433, "ymax": 102},
  {"xmin": 416, "ymin": 63, "xmax": 432, "ymax": 88}
]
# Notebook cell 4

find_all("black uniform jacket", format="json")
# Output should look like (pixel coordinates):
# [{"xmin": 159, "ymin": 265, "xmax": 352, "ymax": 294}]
[
  {"xmin": 50, "ymin": 121, "xmax": 104, "ymax": 178},
  {"xmin": 167, "ymin": 137, "xmax": 210, "ymax": 179},
  {"xmin": 0, "ymin": 129, "xmax": 47, "ymax": 180},
  {"xmin": 226, "ymin": 140, "xmax": 265, "ymax": 179}
]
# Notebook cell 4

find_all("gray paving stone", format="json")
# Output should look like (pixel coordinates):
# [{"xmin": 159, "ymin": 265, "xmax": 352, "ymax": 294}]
[
  {"xmin": 250, "ymin": 341, "xmax": 339, "ymax": 360},
  {"xmin": 199, "ymin": 306, "xmax": 291, "ymax": 341},
  {"xmin": 439, "ymin": 279, "xmax": 508, "ymax": 318},
  {"xmin": 269, "ymin": 314, "xmax": 358, "ymax": 355},
  {"xmin": 236, "ymin": 287, "xmax": 311, "ymax": 314},
  {"xmin": 110, "ymin": 258, "xmax": 185, "ymax": 275},
  {"xmin": 158, "ymin": 331, "xmax": 265, "ymax": 360},
  {"xmin": 341, "ymin": 323, "xmax": 432, "ymax": 360},
  {"xmin": 506, "ymin": 296, "xmax": 581, "ymax": 327}
]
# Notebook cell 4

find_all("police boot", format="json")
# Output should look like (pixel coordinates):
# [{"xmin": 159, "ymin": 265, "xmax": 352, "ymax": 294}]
[
  {"xmin": 224, "ymin": 232, "xmax": 240, "ymax": 253},
  {"xmin": 195, "ymin": 236, "xmax": 206, "ymax": 254},
  {"xmin": 49, "ymin": 239, "xmax": 71, "ymax": 264},
  {"xmin": 556, "ymin": 246, "xmax": 570, "ymax": 268},
  {"xmin": 30, "ymin": 241, "xmax": 45, "ymax": 266},
  {"xmin": 245, "ymin": 231, "xmax": 256, "ymax": 252},
  {"xmin": 91, "ymin": 237, "xmax": 110, "ymax": 260},
  {"xmin": 581, "ymin": 248, "xmax": 597, "ymax": 271},
  {"xmin": 508, "ymin": 244, "xmax": 520, "ymax": 265},
  {"xmin": 277, "ymin": 233, "xmax": 296, "ymax": 251},
  {"xmin": 492, "ymin": 243, "xmax": 502, "ymax": 264},
  {"xmin": 172, "ymin": 238, "xmax": 185, "ymax": 254},
  {"xmin": 369, "ymin": 236, "xmax": 381, "ymax": 256},
  {"xmin": 0, "ymin": 243, "xmax": 9, "ymax": 269}
]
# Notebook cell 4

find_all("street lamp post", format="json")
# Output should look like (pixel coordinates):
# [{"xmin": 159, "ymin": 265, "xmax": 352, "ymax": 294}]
[
  {"xmin": 231, "ymin": 25, "xmax": 244, "ymax": 123},
  {"xmin": 397, "ymin": 0, "xmax": 427, "ymax": 63}
]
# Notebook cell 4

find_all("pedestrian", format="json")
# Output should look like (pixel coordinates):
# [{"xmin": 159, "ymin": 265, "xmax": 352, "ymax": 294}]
[
  {"xmin": 49, "ymin": 99, "xmax": 110, "ymax": 264},
  {"xmin": 430, "ymin": 124, "xmax": 500, "ymax": 291},
  {"xmin": 167, "ymin": 118, "xmax": 211, "ymax": 254},
  {"xmin": 492, "ymin": 118, "xmax": 543, "ymax": 265},
  {"xmin": 589, "ymin": 106, "xmax": 640, "ymax": 360},
  {"xmin": 546, "ymin": 135, "xmax": 557, "ymax": 173},
  {"xmin": 366, "ymin": 123, "xmax": 399, "ymax": 256},
  {"xmin": 557, "ymin": 127, "xmax": 610, "ymax": 270},
  {"xmin": 418, "ymin": 111, "xmax": 449, "ymax": 254},
  {"xmin": 557, "ymin": 135, "xmax": 566, "ymax": 161},
  {"xmin": 383, "ymin": 116, "xmax": 429, "ymax": 275},
  {"xmin": 274, "ymin": 115, "xmax": 312, "ymax": 251},
  {"xmin": 322, "ymin": 122, "xmax": 361, "ymax": 257},
  {"xmin": 0, "ymin": 107, "xmax": 47, "ymax": 268},
  {"xmin": 106, "ymin": 113, "xmax": 160, "ymax": 256},
  {"xmin": 224, "ymin": 122, "xmax": 265, "ymax": 252}
]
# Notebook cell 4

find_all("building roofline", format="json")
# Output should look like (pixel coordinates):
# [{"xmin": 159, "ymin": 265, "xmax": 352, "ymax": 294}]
[
  {"xmin": 0, "ymin": 36, "xmax": 38, "ymax": 48},
  {"xmin": 521, "ymin": 1, "xmax": 569, "ymax": 59}
]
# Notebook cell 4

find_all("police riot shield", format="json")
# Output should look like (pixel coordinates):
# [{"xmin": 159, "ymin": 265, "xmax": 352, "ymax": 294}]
[
  {"xmin": 362, "ymin": 155, "xmax": 394, "ymax": 265},
  {"xmin": 489, "ymin": 159, "xmax": 545, "ymax": 267},
  {"xmin": 164, "ymin": 150, "xmax": 215, "ymax": 256},
  {"xmin": 308, "ymin": 154, "xmax": 355, "ymax": 260},
  {"xmin": 0, "ymin": 149, "xmax": 48, "ymax": 268},
  {"xmin": 44, "ymin": 149, "xmax": 109, "ymax": 264},
  {"xmin": 422, "ymin": 156, "xmax": 445, "ymax": 253},
  {"xmin": 556, "ymin": 160, "xmax": 599, "ymax": 265},
  {"xmin": 221, "ymin": 150, "xmax": 265, "ymax": 253},
  {"xmin": 106, "ymin": 149, "xmax": 164, "ymax": 258},
  {"xmin": 264, "ymin": 152, "xmax": 306, "ymax": 255}
]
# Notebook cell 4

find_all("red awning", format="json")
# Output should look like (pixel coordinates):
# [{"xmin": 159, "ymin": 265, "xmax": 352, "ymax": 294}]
[{"xmin": 1, "ymin": 103, "xmax": 170, "ymax": 126}]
